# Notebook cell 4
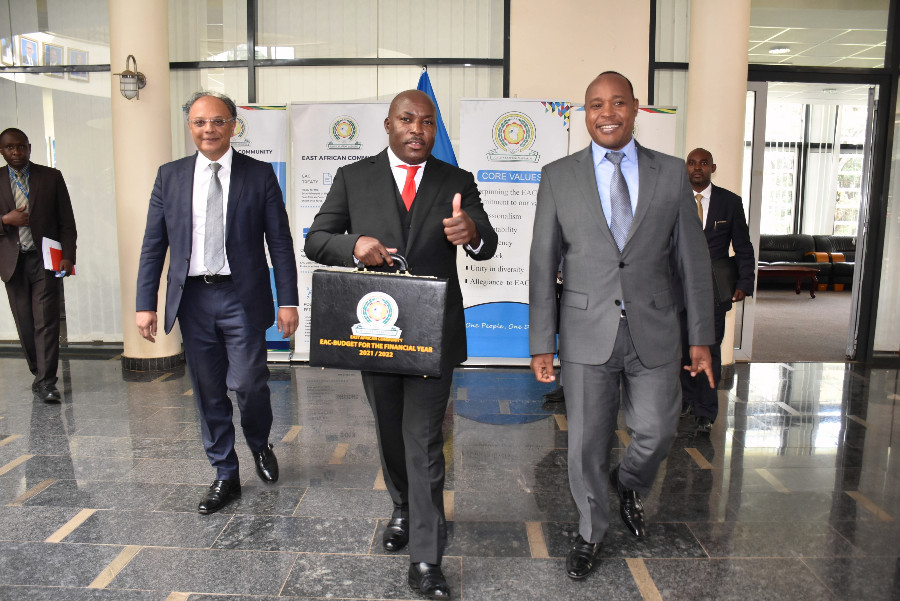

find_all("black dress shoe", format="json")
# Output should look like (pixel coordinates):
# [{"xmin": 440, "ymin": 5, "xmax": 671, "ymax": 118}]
[
  {"xmin": 542, "ymin": 385, "xmax": 565, "ymax": 403},
  {"xmin": 407, "ymin": 562, "xmax": 450, "ymax": 600},
  {"xmin": 566, "ymin": 534, "xmax": 601, "ymax": 579},
  {"xmin": 609, "ymin": 466, "xmax": 646, "ymax": 538},
  {"xmin": 695, "ymin": 415, "xmax": 713, "ymax": 434},
  {"xmin": 36, "ymin": 385, "xmax": 61, "ymax": 403},
  {"xmin": 253, "ymin": 444, "xmax": 279, "ymax": 483},
  {"xmin": 383, "ymin": 516, "xmax": 409, "ymax": 552},
  {"xmin": 198, "ymin": 479, "xmax": 241, "ymax": 514}
]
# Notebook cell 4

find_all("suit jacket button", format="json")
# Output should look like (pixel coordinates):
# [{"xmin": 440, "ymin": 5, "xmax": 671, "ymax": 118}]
[
  {"xmin": 614, "ymin": 299, "xmax": 621, "ymax": 306},
  {"xmin": 619, "ymin": 262, "xmax": 625, "ymax": 268}
]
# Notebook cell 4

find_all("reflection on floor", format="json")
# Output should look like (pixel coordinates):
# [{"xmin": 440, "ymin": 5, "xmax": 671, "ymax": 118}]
[{"xmin": 0, "ymin": 357, "xmax": 898, "ymax": 600}]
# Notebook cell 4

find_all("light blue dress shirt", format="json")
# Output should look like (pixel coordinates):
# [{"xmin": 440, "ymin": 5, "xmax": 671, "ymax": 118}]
[{"xmin": 591, "ymin": 137, "xmax": 640, "ymax": 228}]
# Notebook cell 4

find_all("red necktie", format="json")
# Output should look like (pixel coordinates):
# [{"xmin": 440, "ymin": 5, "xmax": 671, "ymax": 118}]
[{"xmin": 399, "ymin": 165, "xmax": 420, "ymax": 210}]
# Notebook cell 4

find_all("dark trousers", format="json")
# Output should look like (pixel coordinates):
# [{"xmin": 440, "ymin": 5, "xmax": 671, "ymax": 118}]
[
  {"xmin": 178, "ymin": 278, "xmax": 272, "ymax": 480},
  {"xmin": 360, "ymin": 370, "xmax": 453, "ymax": 565},
  {"xmin": 680, "ymin": 304, "xmax": 726, "ymax": 421},
  {"xmin": 4, "ymin": 250, "xmax": 61, "ymax": 389}
]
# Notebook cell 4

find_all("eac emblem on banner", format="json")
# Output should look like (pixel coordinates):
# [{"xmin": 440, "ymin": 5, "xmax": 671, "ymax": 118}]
[{"xmin": 308, "ymin": 268, "xmax": 448, "ymax": 377}]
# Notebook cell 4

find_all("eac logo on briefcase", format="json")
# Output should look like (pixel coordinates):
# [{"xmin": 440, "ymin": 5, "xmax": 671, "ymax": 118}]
[{"xmin": 309, "ymin": 269, "xmax": 448, "ymax": 377}]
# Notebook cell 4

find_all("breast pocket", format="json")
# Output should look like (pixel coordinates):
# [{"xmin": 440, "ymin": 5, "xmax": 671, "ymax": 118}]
[{"xmin": 562, "ymin": 289, "xmax": 588, "ymax": 310}]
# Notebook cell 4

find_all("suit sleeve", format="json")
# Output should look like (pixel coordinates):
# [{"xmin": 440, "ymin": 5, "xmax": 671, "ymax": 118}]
[
  {"xmin": 135, "ymin": 167, "xmax": 169, "ymax": 312},
  {"xmin": 459, "ymin": 171, "xmax": 497, "ymax": 261},
  {"xmin": 674, "ymin": 167, "xmax": 715, "ymax": 347},
  {"xmin": 729, "ymin": 195, "xmax": 756, "ymax": 295},
  {"xmin": 528, "ymin": 165, "xmax": 562, "ymax": 356},
  {"xmin": 262, "ymin": 165, "xmax": 299, "ymax": 307},
  {"xmin": 53, "ymin": 170, "xmax": 77, "ymax": 264},
  {"xmin": 304, "ymin": 166, "xmax": 362, "ymax": 267}
]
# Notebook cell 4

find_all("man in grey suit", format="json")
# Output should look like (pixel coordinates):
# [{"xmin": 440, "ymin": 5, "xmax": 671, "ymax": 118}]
[{"xmin": 529, "ymin": 72, "xmax": 715, "ymax": 580}]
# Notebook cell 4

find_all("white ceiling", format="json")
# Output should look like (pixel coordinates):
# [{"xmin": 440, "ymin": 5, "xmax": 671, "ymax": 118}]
[{"xmin": 748, "ymin": 26, "xmax": 886, "ymax": 68}]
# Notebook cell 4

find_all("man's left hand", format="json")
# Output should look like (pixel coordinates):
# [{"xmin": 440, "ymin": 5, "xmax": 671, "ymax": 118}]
[
  {"xmin": 732, "ymin": 289, "xmax": 747, "ymax": 302},
  {"xmin": 277, "ymin": 307, "xmax": 299, "ymax": 339},
  {"xmin": 443, "ymin": 193, "xmax": 480, "ymax": 247},
  {"xmin": 58, "ymin": 259, "xmax": 74, "ymax": 277},
  {"xmin": 685, "ymin": 345, "xmax": 715, "ymax": 388}
]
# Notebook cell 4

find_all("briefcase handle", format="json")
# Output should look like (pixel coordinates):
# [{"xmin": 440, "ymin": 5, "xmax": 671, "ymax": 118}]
[{"xmin": 357, "ymin": 252, "xmax": 409, "ymax": 274}]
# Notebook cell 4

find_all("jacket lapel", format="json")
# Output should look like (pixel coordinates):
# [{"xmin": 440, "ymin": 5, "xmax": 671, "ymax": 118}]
[
  {"xmin": 174, "ymin": 155, "xmax": 195, "ymax": 254},
  {"xmin": 226, "ymin": 149, "xmax": 244, "ymax": 242},
  {"xmin": 372, "ymin": 151, "xmax": 408, "ymax": 252},
  {"xmin": 629, "ymin": 142, "xmax": 659, "ymax": 246},
  {"xmin": 572, "ymin": 145, "xmax": 617, "ymax": 249},
  {"xmin": 406, "ymin": 158, "xmax": 446, "ymax": 253}
]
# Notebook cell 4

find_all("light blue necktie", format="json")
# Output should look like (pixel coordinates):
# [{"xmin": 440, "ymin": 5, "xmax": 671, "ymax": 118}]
[
  {"xmin": 204, "ymin": 162, "xmax": 225, "ymax": 274},
  {"xmin": 606, "ymin": 151, "xmax": 632, "ymax": 251}
]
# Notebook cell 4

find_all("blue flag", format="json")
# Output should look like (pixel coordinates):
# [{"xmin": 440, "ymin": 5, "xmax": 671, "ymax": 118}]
[{"xmin": 417, "ymin": 70, "xmax": 458, "ymax": 166}]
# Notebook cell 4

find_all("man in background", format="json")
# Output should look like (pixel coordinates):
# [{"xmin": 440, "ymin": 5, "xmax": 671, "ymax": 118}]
[
  {"xmin": 681, "ymin": 147, "xmax": 755, "ymax": 433},
  {"xmin": 0, "ymin": 128, "xmax": 77, "ymax": 403}
]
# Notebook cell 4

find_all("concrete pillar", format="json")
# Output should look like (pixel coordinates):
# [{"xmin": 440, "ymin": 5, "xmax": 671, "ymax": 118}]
[
  {"xmin": 685, "ymin": 0, "xmax": 752, "ymax": 366},
  {"xmin": 109, "ymin": 0, "xmax": 182, "ymax": 369}
]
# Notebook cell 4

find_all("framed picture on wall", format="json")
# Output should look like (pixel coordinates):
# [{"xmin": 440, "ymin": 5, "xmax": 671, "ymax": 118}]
[
  {"xmin": 43, "ymin": 42, "xmax": 64, "ymax": 77},
  {"xmin": 1, "ymin": 37, "xmax": 14, "ymax": 66},
  {"xmin": 68, "ymin": 48, "xmax": 88, "ymax": 81},
  {"xmin": 19, "ymin": 36, "xmax": 38, "ymax": 66}
]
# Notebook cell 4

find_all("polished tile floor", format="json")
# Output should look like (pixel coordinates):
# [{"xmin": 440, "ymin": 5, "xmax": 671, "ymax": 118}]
[{"xmin": 0, "ymin": 354, "xmax": 898, "ymax": 600}]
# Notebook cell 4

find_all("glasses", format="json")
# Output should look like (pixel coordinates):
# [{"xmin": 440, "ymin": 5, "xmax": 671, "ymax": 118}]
[
  {"xmin": 188, "ymin": 118, "xmax": 235, "ymax": 128},
  {"xmin": 1, "ymin": 144, "xmax": 28, "ymax": 152}
]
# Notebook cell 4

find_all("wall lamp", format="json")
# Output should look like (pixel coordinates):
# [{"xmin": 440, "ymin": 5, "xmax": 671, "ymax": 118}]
[{"xmin": 115, "ymin": 55, "xmax": 146, "ymax": 100}]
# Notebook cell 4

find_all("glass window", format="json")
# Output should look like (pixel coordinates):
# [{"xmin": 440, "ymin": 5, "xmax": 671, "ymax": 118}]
[
  {"xmin": 749, "ymin": 0, "xmax": 889, "ymax": 68},
  {"xmin": 169, "ymin": 0, "xmax": 248, "ymax": 62},
  {"xmin": 653, "ymin": 69, "xmax": 687, "ymax": 156},
  {"xmin": 874, "ymin": 78, "xmax": 900, "ymax": 353},
  {"xmin": 257, "ymin": 0, "xmax": 504, "ymax": 60},
  {"xmin": 655, "ymin": 0, "xmax": 690, "ymax": 63}
]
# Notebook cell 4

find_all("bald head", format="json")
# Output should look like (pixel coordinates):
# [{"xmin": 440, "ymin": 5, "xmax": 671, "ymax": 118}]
[{"xmin": 385, "ymin": 89, "xmax": 437, "ymax": 164}]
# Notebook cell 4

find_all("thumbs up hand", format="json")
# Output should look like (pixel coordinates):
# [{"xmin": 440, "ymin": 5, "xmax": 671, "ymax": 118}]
[{"xmin": 443, "ymin": 192, "xmax": 480, "ymax": 246}]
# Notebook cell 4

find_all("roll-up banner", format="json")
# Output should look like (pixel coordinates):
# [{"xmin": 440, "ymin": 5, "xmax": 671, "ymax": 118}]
[
  {"xmin": 291, "ymin": 102, "xmax": 390, "ymax": 360},
  {"xmin": 459, "ymin": 99, "xmax": 573, "ymax": 362},
  {"xmin": 185, "ymin": 105, "xmax": 290, "ymax": 359}
]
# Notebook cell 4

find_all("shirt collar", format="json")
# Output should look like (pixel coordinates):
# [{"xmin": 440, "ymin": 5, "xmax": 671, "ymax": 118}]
[
  {"xmin": 195, "ymin": 146, "xmax": 233, "ymax": 172},
  {"xmin": 387, "ymin": 146, "xmax": 427, "ymax": 170},
  {"xmin": 591, "ymin": 137, "xmax": 638, "ymax": 167},
  {"xmin": 7, "ymin": 162, "xmax": 30, "ymax": 179},
  {"xmin": 696, "ymin": 183, "xmax": 712, "ymax": 199}
]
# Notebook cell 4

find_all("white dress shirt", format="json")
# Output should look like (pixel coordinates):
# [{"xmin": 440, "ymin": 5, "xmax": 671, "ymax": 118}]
[
  {"xmin": 189, "ymin": 147, "xmax": 233, "ymax": 276},
  {"xmin": 695, "ymin": 183, "xmax": 711, "ymax": 229}
]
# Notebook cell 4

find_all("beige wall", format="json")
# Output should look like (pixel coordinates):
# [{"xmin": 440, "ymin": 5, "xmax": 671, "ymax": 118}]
[{"xmin": 509, "ymin": 0, "xmax": 650, "ymax": 103}]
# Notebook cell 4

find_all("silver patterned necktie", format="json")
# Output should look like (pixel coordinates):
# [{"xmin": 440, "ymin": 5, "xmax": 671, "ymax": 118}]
[
  {"xmin": 204, "ymin": 162, "xmax": 225, "ymax": 274},
  {"xmin": 607, "ymin": 151, "xmax": 632, "ymax": 251},
  {"xmin": 11, "ymin": 170, "xmax": 34, "ymax": 250}
]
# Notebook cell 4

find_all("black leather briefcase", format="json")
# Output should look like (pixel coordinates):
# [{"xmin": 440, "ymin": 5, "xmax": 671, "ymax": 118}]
[
  {"xmin": 309, "ymin": 256, "xmax": 447, "ymax": 377},
  {"xmin": 711, "ymin": 256, "xmax": 739, "ymax": 306}
]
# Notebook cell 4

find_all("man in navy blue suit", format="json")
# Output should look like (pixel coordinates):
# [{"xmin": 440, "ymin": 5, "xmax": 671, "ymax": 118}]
[
  {"xmin": 681, "ymin": 147, "xmax": 755, "ymax": 433},
  {"xmin": 136, "ymin": 92, "xmax": 299, "ymax": 514}
]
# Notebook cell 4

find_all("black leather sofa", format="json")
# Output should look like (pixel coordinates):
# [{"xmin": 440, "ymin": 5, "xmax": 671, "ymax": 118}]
[{"xmin": 757, "ymin": 234, "xmax": 855, "ymax": 290}]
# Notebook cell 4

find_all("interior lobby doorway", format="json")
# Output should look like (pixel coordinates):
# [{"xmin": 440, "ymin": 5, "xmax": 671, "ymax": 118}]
[{"xmin": 737, "ymin": 81, "xmax": 877, "ymax": 362}]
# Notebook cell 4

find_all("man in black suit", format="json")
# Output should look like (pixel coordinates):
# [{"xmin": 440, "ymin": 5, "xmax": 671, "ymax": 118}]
[
  {"xmin": 305, "ymin": 90, "xmax": 497, "ymax": 600},
  {"xmin": 136, "ymin": 92, "xmax": 299, "ymax": 514},
  {"xmin": 0, "ymin": 128, "xmax": 77, "ymax": 403},
  {"xmin": 681, "ymin": 147, "xmax": 755, "ymax": 433}
]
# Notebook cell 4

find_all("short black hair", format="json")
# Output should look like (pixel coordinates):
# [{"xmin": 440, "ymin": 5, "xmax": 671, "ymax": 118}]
[
  {"xmin": 183, "ymin": 91, "xmax": 237, "ymax": 120},
  {"xmin": 597, "ymin": 71, "xmax": 635, "ymax": 99},
  {"xmin": 0, "ymin": 127, "xmax": 28, "ymax": 142}
]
